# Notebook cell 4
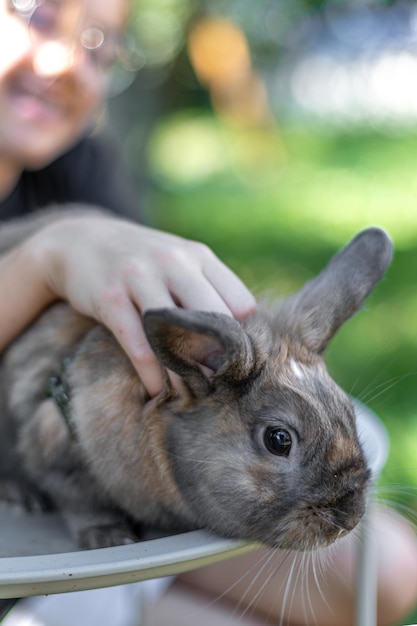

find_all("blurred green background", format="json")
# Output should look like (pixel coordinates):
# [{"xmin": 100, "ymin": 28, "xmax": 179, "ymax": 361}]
[{"xmin": 108, "ymin": 1, "xmax": 417, "ymax": 621}]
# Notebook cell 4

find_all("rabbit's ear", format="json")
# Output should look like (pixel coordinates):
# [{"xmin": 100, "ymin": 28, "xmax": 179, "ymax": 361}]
[
  {"xmin": 143, "ymin": 309, "xmax": 254, "ymax": 396},
  {"xmin": 285, "ymin": 227, "xmax": 393, "ymax": 353}
]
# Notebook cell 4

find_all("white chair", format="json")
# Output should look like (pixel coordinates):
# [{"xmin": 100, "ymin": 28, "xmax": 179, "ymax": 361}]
[
  {"xmin": 0, "ymin": 401, "xmax": 389, "ymax": 626},
  {"xmin": 353, "ymin": 399, "xmax": 389, "ymax": 626}
]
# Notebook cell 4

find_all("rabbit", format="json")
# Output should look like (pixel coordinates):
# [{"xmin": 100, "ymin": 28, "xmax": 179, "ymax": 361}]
[{"xmin": 0, "ymin": 210, "xmax": 393, "ymax": 551}]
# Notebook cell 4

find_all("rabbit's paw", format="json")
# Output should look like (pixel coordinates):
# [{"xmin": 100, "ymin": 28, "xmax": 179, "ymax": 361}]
[
  {"xmin": 77, "ymin": 523, "xmax": 141, "ymax": 549},
  {"xmin": 0, "ymin": 479, "xmax": 51, "ymax": 513}
]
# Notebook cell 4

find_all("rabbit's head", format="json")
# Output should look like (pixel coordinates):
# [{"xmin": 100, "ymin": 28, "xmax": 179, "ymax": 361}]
[{"xmin": 144, "ymin": 228, "xmax": 392, "ymax": 550}]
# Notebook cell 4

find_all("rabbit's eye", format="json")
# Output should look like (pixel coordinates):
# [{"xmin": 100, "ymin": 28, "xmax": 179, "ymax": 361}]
[{"xmin": 264, "ymin": 427, "xmax": 292, "ymax": 457}]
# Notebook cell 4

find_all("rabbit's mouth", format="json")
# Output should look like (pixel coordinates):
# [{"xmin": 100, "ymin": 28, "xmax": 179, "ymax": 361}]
[{"xmin": 273, "ymin": 491, "xmax": 367, "ymax": 551}]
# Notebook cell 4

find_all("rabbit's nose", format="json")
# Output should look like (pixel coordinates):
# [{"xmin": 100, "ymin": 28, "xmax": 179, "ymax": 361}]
[{"xmin": 332, "ymin": 491, "xmax": 366, "ymax": 532}]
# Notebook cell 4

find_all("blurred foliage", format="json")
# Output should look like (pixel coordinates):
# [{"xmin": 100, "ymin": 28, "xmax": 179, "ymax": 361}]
[
  {"xmin": 129, "ymin": 0, "xmax": 194, "ymax": 68},
  {"xmin": 127, "ymin": 0, "xmax": 416, "ymax": 71}
]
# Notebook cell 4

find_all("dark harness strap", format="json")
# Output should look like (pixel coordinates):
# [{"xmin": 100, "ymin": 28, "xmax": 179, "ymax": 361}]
[{"xmin": 47, "ymin": 356, "xmax": 77, "ymax": 440}]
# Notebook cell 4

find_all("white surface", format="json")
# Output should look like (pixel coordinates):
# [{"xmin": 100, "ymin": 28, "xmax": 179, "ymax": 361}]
[
  {"xmin": 353, "ymin": 398, "xmax": 390, "ymax": 476},
  {"xmin": 2, "ymin": 585, "xmax": 144, "ymax": 626},
  {"xmin": 0, "ymin": 527, "xmax": 253, "ymax": 598}
]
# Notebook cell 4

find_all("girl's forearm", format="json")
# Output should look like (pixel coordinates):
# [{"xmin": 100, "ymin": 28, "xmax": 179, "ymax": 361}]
[{"xmin": 0, "ymin": 242, "xmax": 56, "ymax": 351}]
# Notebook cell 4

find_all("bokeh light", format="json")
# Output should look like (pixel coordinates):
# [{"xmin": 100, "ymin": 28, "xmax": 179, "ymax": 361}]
[
  {"xmin": 130, "ymin": 0, "xmax": 193, "ymax": 67},
  {"xmin": 271, "ymin": 3, "xmax": 417, "ymax": 129}
]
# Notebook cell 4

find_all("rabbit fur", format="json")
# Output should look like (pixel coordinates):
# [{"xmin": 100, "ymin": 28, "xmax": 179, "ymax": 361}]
[{"xmin": 0, "ymin": 210, "xmax": 393, "ymax": 551}]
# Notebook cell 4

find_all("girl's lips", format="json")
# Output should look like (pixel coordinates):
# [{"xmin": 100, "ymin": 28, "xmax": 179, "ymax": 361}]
[{"xmin": 8, "ymin": 78, "xmax": 66, "ymax": 124}]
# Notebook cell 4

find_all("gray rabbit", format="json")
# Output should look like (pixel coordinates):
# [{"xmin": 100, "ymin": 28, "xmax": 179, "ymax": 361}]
[{"xmin": 0, "ymin": 211, "xmax": 393, "ymax": 551}]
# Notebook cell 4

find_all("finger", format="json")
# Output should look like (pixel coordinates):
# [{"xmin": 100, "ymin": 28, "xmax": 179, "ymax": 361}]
[
  {"xmin": 98, "ymin": 294, "xmax": 165, "ymax": 397},
  {"xmin": 167, "ymin": 269, "xmax": 235, "ymax": 316},
  {"xmin": 128, "ymin": 340, "xmax": 166, "ymax": 398},
  {"xmin": 127, "ymin": 275, "xmax": 177, "ymax": 313},
  {"xmin": 202, "ymin": 257, "xmax": 256, "ymax": 320}
]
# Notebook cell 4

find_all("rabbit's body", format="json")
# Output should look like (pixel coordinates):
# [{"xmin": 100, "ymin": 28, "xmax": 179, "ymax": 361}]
[{"xmin": 0, "ymin": 212, "xmax": 393, "ymax": 550}]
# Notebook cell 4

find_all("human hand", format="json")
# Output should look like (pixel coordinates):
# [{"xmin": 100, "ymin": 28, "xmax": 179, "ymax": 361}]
[{"xmin": 31, "ymin": 215, "xmax": 256, "ymax": 395}]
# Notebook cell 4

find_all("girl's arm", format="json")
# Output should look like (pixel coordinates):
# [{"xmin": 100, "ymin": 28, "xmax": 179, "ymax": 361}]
[{"xmin": 0, "ymin": 215, "xmax": 256, "ymax": 396}]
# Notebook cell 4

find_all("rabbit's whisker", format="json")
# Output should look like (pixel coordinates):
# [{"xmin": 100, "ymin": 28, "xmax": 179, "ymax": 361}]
[
  {"xmin": 301, "ymin": 550, "xmax": 323, "ymax": 626},
  {"xmin": 232, "ymin": 549, "xmax": 283, "ymax": 622},
  {"xmin": 350, "ymin": 350, "xmax": 402, "ymax": 400},
  {"xmin": 314, "ymin": 548, "xmax": 332, "ymax": 609},
  {"xmin": 203, "ymin": 547, "xmax": 275, "ymax": 613},
  {"xmin": 348, "ymin": 342, "xmax": 396, "ymax": 397},
  {"xmin": 357, "ymin": 370, "xmax": 417, "ymax": 407}
]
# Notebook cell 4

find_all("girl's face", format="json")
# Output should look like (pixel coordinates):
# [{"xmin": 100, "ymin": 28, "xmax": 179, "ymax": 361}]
[{"xmin": 0, "ymin": 0, "xmax": 129, "ymax": 168}]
